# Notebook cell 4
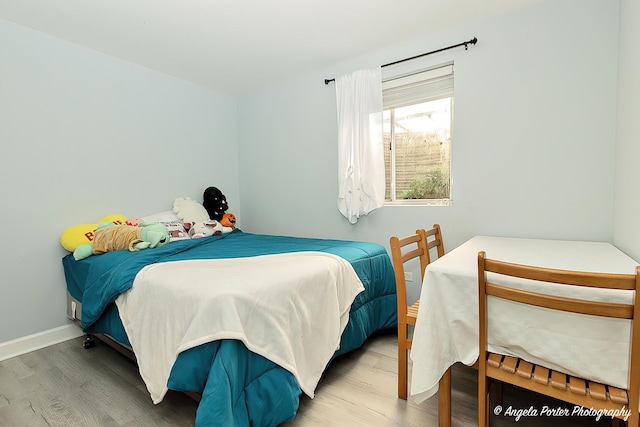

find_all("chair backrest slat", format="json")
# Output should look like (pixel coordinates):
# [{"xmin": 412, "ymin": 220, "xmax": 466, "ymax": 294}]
[
  {"xmin": 417, "ymin": 224, "xmax": 445, "ymax": 265},
  {"xmin": 485, "ymin": 282, "xmax": 634, "ymax": 319},
  {"xmin": 484, "ymin": 258, "xmax": 636, "ymax": 290}
]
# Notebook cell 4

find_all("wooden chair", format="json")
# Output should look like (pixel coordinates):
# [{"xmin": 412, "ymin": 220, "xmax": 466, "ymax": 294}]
[
  {"xmin": 389, "ymin": 224, "xmax": 445, "ymax": 399},
  {"xmin": 477, "ymin": 251, "xmax": 640, "ymax": 427}
]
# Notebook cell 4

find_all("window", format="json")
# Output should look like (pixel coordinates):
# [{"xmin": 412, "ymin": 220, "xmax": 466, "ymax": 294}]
[{"xmin": 383, "ymin": 63, "xmax": 453, "ymax": 204}]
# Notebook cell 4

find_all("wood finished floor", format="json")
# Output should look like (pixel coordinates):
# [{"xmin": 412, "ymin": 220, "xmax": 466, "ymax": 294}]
[{"xmin": 0, "ymin": 331, "xmax": 615, "ymax": 426}]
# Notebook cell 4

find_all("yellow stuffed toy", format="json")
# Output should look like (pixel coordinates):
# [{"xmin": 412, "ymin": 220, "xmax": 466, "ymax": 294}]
[{"xmin": 60, "ymin": 214, "xmax": 128, "ymax": 252}]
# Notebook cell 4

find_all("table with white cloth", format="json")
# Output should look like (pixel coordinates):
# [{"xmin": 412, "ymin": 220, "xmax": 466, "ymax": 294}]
[{"xmin": 409, "ymin": 235, "xmax": 638, "ymax": 426}]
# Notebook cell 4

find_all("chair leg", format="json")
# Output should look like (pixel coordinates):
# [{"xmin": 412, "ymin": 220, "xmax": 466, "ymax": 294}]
[
  {"xmin": 492, "ymin": 380, "xmax": 503, "ymax": 406},
  {"xmin": 478, "ymin": 372, "xmax": 490, "ymax": 427},
  {"xmin": 438, "ymin": 367, "xmax": 452, "ymax": 427},
  {"xmin": 398, "ymin": 323, "xmax": 408, "ymax": 399},
  {"xmin": 625, "ymin": 411, "xmax": 639, "ymax": 427}
]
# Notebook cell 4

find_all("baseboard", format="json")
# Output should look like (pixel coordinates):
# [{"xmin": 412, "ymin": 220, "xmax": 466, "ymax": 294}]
[{"xmin": 0, "ymin": 324, "xmax": 84, "ymax": 362}]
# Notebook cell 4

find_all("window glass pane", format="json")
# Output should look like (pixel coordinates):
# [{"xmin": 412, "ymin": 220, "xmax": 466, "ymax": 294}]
[{"xmin": 384, "ymin": 97, "xmax": 451, "ymax": 201}]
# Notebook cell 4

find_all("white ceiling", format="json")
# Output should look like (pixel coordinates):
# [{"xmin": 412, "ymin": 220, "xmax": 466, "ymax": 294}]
[{"xmin": 0, "ymin": 0, "xmax": 543, "ymax": 96}]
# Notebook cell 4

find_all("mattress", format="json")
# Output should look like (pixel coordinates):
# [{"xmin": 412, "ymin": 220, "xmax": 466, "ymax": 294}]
[{"xmin": 62, "ymin": 230, "xmax": 397, "ymax": 427}]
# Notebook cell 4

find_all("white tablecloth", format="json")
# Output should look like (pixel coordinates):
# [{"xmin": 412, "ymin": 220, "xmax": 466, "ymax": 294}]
[{"xmin": 409, "ymin": 236, "xmax": 638, "ymax": 404}]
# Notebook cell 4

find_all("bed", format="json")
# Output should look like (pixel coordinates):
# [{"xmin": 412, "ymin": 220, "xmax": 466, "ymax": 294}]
[{"xmin": 62, "ymin": 229, "xmax": 397, "ymax": 426}]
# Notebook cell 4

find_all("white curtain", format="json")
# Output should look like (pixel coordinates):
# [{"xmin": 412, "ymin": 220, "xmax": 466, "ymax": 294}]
[{"xmin": 335, "ymin": 67, "xmax": 384, "ymax": 224}]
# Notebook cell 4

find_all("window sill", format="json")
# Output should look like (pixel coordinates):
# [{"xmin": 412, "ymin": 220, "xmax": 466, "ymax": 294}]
[{"xmin": 384, "ymin": 199, "xmax": 453, "ymax": 207}]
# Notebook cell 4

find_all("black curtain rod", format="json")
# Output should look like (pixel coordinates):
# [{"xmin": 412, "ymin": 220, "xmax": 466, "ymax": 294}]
[{"xmin": 324, "ymin": 36, "xmax": 477, "ymax": 85}]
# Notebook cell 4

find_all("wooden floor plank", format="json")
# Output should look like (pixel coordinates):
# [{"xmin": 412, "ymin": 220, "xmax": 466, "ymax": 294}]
[{"xmin": 0, "ymin": 332, "xmax": 612, "ymax": 426}]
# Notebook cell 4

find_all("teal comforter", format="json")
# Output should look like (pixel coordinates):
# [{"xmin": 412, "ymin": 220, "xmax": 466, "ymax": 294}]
[{"xmin": 62, "ymin": 230, "xmax": 397, "ymax": 426}]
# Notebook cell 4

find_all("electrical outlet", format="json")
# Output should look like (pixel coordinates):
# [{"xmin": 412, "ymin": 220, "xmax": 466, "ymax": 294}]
[{"xmin": 404, "ymin": 272, "xmax": 413, "ymax": 282}]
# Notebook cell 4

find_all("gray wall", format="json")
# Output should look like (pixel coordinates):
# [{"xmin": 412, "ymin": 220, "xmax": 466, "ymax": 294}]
[
  {"xmin": 0, "ymin": 19, "xmax": 240, "ymax": 343},
  {"xmin": 236, "ymin": 0, "xmax": 621, "ymax": 300},
  {"xmin": 238, "ymin": 1, "xmax": 618, "ymax": 244},
  {"xmin": 613, "ymin": 0, "xmax": 640, "ymax": 261}
]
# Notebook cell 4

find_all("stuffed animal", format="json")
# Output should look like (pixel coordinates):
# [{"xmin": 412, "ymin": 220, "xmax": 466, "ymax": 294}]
[
  {"xmin": 173, "ymin": 197, "xmax": 210, "ymax": 229},
  {"xmin": 73, "ymin": 222, "xmax": 170, "ymax": 261},
  {"xmin": 188, "ymin": 220, "xmax": 235, "ymax": 238},
  {"xmin": 203, "ymin": 187, "xmax": 229, "ymax": 221},
  {"xmin": 126, "ymin": 217, "xmax": 144, "ymax": 227},
  {"xmin": 61, "ymin": 214, "xmax": 128, "ymax": 252},
  {"xmin": 220, "ymin": 213, "xmax": 236, "ymax": 228},
  {"xmin": 188, "ymin": 220, "xmax": 223, "ymax": 238}
]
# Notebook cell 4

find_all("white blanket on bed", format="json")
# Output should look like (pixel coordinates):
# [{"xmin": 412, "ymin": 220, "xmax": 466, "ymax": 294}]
[{"xmin": 115, "ymin": 251, "xmax": 365, "ymax": 404}]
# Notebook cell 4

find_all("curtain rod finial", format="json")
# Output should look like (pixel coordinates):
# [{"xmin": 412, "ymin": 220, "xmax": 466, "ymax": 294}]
[{"xmin": 464, "ymin": 36, "xmax": 478, "ymax": 50}]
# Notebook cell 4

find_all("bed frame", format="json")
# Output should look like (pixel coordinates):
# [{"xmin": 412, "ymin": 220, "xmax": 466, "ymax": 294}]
[{"xmin": 66, "ymin": 292, "xmax": 202, "ymax": 402}]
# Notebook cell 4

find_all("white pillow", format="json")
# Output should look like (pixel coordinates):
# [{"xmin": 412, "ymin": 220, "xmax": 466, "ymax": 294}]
[
  {"xmin": 141, "ymin": 210, "xmax": 181, "ymax": 223},
  {"xmin": 142, "ymin": 211, "xmax": 190, "ymax": 242}
]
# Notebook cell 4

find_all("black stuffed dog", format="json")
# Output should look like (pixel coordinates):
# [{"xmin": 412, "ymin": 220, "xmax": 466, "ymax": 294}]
[{"xmin": 203, "ymin": 186, "xmax": 229, "ymax": 221}]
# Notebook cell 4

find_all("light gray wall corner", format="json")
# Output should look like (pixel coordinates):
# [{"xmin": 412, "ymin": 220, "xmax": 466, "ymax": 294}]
[{"xmin": 613, "ymin": 0, "xmax": 640, "ymax": 262}]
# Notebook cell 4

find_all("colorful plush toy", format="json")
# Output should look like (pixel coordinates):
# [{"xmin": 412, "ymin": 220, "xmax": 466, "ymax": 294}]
[
  {"xmin": 220, "ymin": 213, "xmax": 236, "ymax": 228},
  {"xmin": 188, "ymin": 220, "xmax": 224, "ymax": 238},
  {"xmin": 61, "ymin": 214, "xmax": 128, "ymax": 252},
  {"xmin": 173, "ymin": 197, "xmax": 210, "ymax": 229},
  {"xmin": 73, "ymin": 222, "xmax": 170, "ymax": 261},
  {"xmin": 126, "ymin": 217, "xmax": 144, "ymax": 227},
  {"xmin": 203, "ymin": 187, "xmax": 229, "ymax": 221}
]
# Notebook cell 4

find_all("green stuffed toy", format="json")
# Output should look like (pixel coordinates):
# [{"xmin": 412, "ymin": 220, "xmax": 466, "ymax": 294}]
[{"xmin": 73, "ymin": 222, "xmax": 171, "ymax": 261}]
